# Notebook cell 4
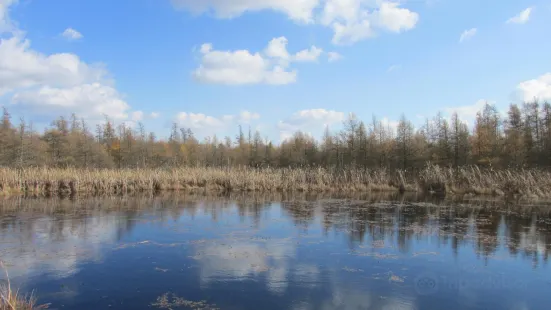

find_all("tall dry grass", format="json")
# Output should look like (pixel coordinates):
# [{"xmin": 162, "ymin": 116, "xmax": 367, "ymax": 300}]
[
  {"xmin": 0, "ymin": 165, "xmax": 550, "ymax": 199},
  {"xmin": 0, "ymin": 262, "xmax": 48, "ymax": 310}
]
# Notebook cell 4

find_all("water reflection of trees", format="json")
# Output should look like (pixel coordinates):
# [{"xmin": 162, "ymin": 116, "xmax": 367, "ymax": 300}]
[
  {"xmin": 1, "ymin": 193, "xmax": 550, "ymax": 273},
  {"xmin": 280, "ymin": 196, "xmax": 551, "ymax": 266}
]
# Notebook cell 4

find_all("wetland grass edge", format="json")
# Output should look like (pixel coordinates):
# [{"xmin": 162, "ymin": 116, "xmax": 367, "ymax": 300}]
[{"xmin": 1, "ymin": 165, "xmax": 550, "ymax": 200}]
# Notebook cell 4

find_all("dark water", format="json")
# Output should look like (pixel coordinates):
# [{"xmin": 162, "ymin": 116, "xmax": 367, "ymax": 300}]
[{"xmin": 0, "ymin": 194, "xmax": 550, "ymax": 310}]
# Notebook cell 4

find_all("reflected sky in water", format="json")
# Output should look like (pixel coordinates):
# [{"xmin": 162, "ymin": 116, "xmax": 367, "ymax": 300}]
[{"xmin": 0, "ymin": 194, "xmax": 550, "ymax": 310}]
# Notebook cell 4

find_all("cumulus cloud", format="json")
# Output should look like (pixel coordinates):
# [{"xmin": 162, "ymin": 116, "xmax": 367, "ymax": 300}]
[
  {"xmin": 331, "ymin": 19, "xmax": 376, "ymax": 45},
  {"xmin": 278, "ymin": 108, "xmax": 346, "ymax": 141},
  {"xmin": 11, "ymin": 83, "xmax": 130, "ymax": 120},
  {"xmin": 371, "ymin": 1, "xmax": 419, "ymax": 33},
  {"xmin": 239, "ymin": 110, "xmax": 261, "ymax": 123},
  {"xmin": 0, "ymin": 0, "xmax": 138, "ymax": 123},
  {"xmin": 0, "ymin": 36, "xmax": 106, "ymax": 95},
  {"xmin": 175, "ymin": 110, "xmax": 260, "ymax": 137},
  {"xmin": 294, "ymin": 46, "xmax": 323, "ymax": 62},
  {"xmin": 0, "ymin": 0, "xmax": 17, "ymax": 33},
  {"xmin": 193, "ymin": 37, "xmax": 325, "ymax": 85},
  {"xmin": 61, "ymin": 27, "xmax": 83, "ymax": 40},
  {"xmin": 170, "ymin": 0, "xmax": 319, "ymax": 23},
  {"xmin": 507, "ymin": 7, "xmax": 532, "ymax": 24},
  {"xmin": 177, "ymin": 111, "xmax": 230, "ymax": 129},
  {"xmin": 265, "ymin": 36, "xmax": 323, "ymax": 63},
  {"xmin": 1, "ymin": 36, "xmax": 133, "ymax": 120},
  {"xmin": 459, "ymin": 28, "xmax": 477, "ymax": 43},
  {"xmin": 193, "ymin": 42, "xmax": 296, "ymax": 85},
  {"xmin": 265, "ymin": 37, "xmax": 291, "ymax": 61},
  {"xmin": 0, "ymin": 35, "xmax": 132, "ymax": 120},
  {"xmin": 517, "ymin": 73, "xmax": 551, "ymax": 102},
  {"xmin": 323, "ymin": 0, "xmax": 419, "ymax": 44},
  {"xmin": 172, "ymin": 0, "xmax": 419, "ymax": 45}
]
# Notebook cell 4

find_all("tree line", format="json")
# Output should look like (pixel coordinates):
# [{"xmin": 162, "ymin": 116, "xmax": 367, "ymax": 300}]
[{"xmin": 1, "ymin": 101, "xmax": 550, "ymax": 170}]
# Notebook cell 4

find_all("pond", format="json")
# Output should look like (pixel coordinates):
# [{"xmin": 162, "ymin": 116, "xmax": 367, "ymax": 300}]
[{"xmin": 0, "ymin": 193, "xmax": 550, "ymax": 310}]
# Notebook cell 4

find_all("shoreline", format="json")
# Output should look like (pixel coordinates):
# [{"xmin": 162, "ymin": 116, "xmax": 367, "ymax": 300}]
[{"xmin": 1, "ymin": 165, "xmax": 550, "ymax": 200}]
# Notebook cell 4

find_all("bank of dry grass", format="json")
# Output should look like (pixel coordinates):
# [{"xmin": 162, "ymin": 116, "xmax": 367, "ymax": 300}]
[
  {"xmin": 0, "ymin": 165, "xmax": 550, "ymax": 199},
  {"xmin": 0, "ymin": 262, "xmax": 48, "ymax": 310}
]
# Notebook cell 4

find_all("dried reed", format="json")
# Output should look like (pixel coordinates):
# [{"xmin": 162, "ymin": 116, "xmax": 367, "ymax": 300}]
[{"xmin": 0, "ymin": 165, "xmax": 549, "ymax": 199}]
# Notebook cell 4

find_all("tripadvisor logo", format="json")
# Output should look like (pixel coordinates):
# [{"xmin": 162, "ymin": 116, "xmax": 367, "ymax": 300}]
[
  {"xmin": 414, "ymin": 272, "xmax": 439, "ymax": 296},
  {"xmin": 413, "ymin": 272, "xmax": 526, "ymax": 295}
]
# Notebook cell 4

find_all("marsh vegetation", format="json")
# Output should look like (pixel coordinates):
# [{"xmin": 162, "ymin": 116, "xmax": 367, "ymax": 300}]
[
  {"xmin": 1, "ymin": 164, "xmax": 550, "ymax": 199},
  {"xmin": 0, "ymin": 262, "xmax": 49, "ymax": 310}
]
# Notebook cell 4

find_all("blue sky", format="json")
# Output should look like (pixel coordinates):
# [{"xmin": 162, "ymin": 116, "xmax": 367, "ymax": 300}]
[{"xmin": 1, "ymin": 0, "xmax": 550, "ymax": 142}]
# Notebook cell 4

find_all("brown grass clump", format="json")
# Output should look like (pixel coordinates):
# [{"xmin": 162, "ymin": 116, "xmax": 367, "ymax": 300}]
[
  {"xmin": 0, "ymin": 262, "xmax": 49, "ymax": 310},
  {"xmin": 151, "ymin": 293, "xmax": 219, "ymax": 310},
  {"xmin": 0, "ymin": 164, "xmax": 550, "ymax": 199}
]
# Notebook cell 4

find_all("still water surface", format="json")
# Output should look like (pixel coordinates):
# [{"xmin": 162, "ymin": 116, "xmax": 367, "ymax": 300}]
[{"xmin": 0, "ymin": 194, "xmax": 550, "ymax": 310}]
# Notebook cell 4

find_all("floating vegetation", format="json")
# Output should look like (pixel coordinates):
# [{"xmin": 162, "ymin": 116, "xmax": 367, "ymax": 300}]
[
  {"xmin": 342, "ymin": 267, "xmax": 364, "ymax": 273},
  {"xmin": 151, "ymin": 293, "xmax": 219, "ymax": 310},
  {"xmin": 389, "ymin": 274, "xmax": 405, "ymax": 283},
  {"xmin": 412, "ymin": 251, "xmax": 439, "ymax": 257},
  {"xmin": 114, "ymin": 240, "xmax": 186, "ymax": 250},
  {"xmin": 352, "ymin": 252, "xmax": 399, "ymax": 260}
]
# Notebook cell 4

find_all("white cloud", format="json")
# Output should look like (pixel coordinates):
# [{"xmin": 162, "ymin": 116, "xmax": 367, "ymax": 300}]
[
  {"xmin": 320, "ymin": 0, "xmax": 361, "ymax": 26},
  {"xmin": 172, "ymin": 0, "xmax": 419, "ymax": 45},
  {"xmin": 459, "ymin": 28, "xmax": 477, "ymax": 43},
  {"xmin": 0, "ymin": 0, "xmax": 17, "ymax": 33},
  {"xmin": 11, "ymin": 83, "xmax": 130, "ymax": 120},
  {"xmin": 0, "ymin": 0, "xmax": 133, "ymax": 123},
  {"xmin": 175, "ymin": 110, "xmax": 260, "ymax": 136},
  {"xmin": 265, "ymin": 36, "xmax": 323, "ymax": 63},
  {"xmin": 170, "ymin": 0, "xmax": 319, "ymax": 23},
  {"xmin": 444, "ymin": 99, "xmax": 496, "ymax": 126},
  {"xmin": 327, "ymin": 51, "xmax": 342, "ymax": 62},
  {"xmin": 61, "ymin": 27, "xmax": 83, "ymax": 40},
  {"xmin": 177, "ymin": 111, "xmax": 229, "ymax": 129},
  {"xmin": 507, "ymin": 7, "xmax": 532, "ymax": 24},
  {"xmin": 239, "ymin": 110, "xmax": 261, "ymax": 123},
  {"xmin": 517, "ymin": 73, "xmax": 551, "ymax": 102},
  {"xmin": 194, "ymin": 37, "xmax": 325, "ymax": 85},
  {"xmin": 323, "ymin": 0, "xmax": 419, "ymax": 45},
  {"xmin": 371, "ymin": 1, "xmax": 419, "ymax": 33},
  {"xmin": 193, "ymin": 42, "xmax": 296, "ymax": 85},
  {"xmin": 265, "ymin": 37, "xmax": 291, "ymax": 61},
  {"xmin": 278, "ymin": 108, "xmax": 346, "ymax": 141},
  {"xmin": 0, "ymin": 36, "xmax": 106, "ymax": 95},
  {"xmin": 150, "ymin": 112, "xmax": 160, "ymax": 119},
  {"xmin": 331, "ymin": 19, "xmax": 376, "ymax": 45},
  {"xmin": 294, "ymin": 46, "xmax": 323, "ymax": 62},
  {"xmin": 131, "ymin": 110, "xmax": 144, "ymax": 121},
  {"xmin": 193, "ymin": 46, "xmax": 296, "ymax": 85}
]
